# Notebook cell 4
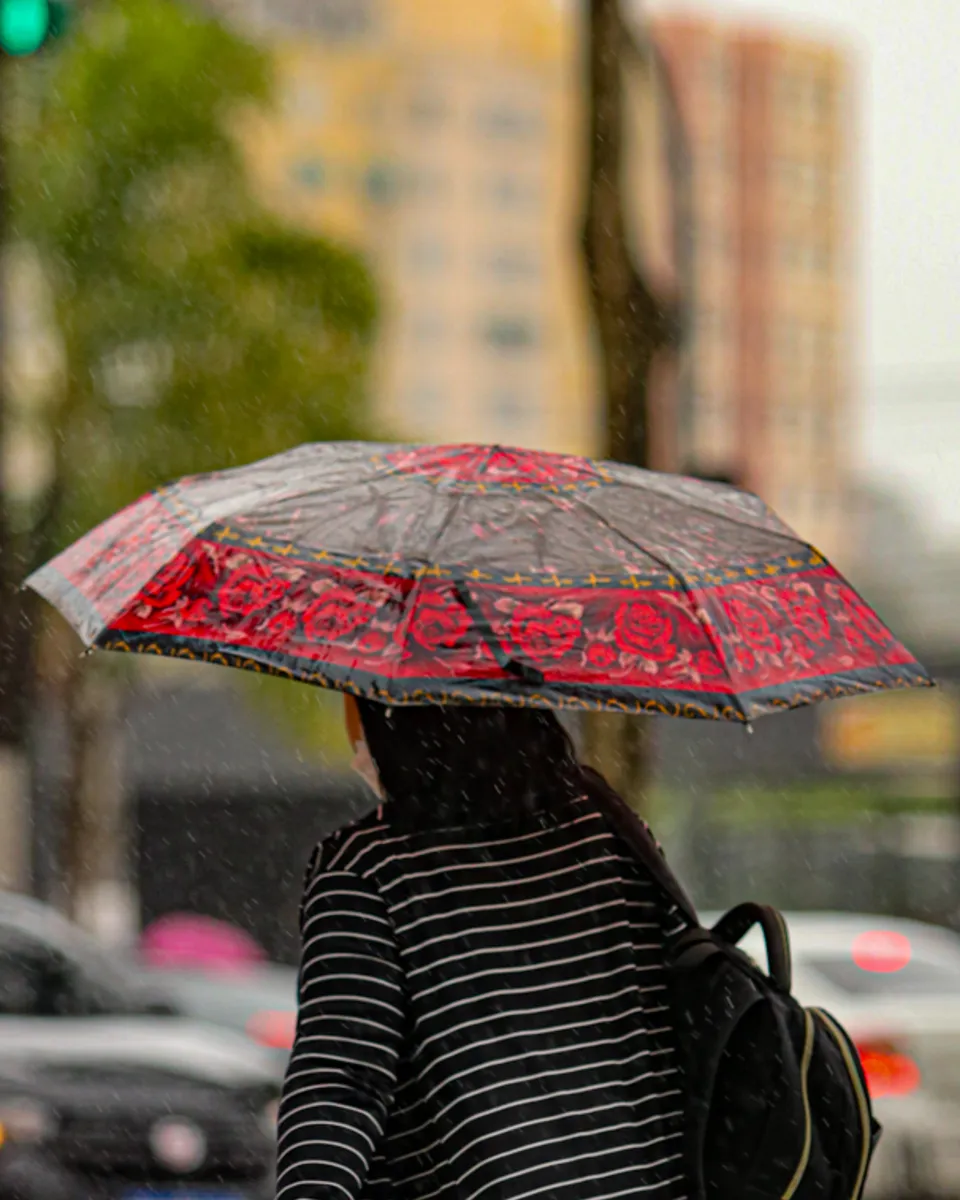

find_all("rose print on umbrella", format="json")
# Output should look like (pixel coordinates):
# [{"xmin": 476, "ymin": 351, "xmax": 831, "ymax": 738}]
[
  {"xmin": 217, "ymin": 558, "xmax": 292, "ymax": 617},
  {"xmin": 409, "ymin": 590, "xmax": 471, "ymax": 653},
  {"xmin": 303, "ymin": 586, "xmax": 375, "ymax": 643},
  {"xmin": 507, "ymin": 604, "xmax": 582, "ymax": 661},
  {"xmin": 721, "ymin": 588, "xmax": 784, "ymax": 657},
  {"xmin": 613, "ymin": 600, "xmax": 677, "ymax": 662}
]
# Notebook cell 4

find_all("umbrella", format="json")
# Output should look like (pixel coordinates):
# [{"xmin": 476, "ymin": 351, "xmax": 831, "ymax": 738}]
[{"xmin": 26, "ymin": 442, "xmax": 932, "ymax": 723}]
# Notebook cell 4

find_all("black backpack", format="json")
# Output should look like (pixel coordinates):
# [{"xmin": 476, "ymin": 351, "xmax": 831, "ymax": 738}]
[{"xmin": 583, "ymin": 768, "xmax": 881, "ymax": 1200}]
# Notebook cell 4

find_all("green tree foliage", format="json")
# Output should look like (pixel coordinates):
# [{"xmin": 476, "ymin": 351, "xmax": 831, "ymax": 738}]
[{"xmin": 7, "ymin": 0, "xmax": 377, "ymax": 559}]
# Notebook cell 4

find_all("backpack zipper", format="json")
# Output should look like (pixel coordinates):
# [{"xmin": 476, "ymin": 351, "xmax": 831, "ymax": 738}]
[
  {"xmin": 781, "ymin": 1009, "xmax": 815, "ymax": 1200},
  {"xmin": 810, "ymin": 1008, "xmax": 873, "ymax": 1200}
]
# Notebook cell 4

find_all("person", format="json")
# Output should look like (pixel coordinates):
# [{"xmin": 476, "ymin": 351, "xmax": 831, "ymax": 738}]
[{"xmin": 276, "ymin": 697, "xmax": 688, "ymax": 1200}]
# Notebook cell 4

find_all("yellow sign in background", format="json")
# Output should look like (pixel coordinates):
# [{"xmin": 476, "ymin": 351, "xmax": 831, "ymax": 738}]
[{"xmin": 820, "ymin": 687, "xmax": 960, "ymax": 771}]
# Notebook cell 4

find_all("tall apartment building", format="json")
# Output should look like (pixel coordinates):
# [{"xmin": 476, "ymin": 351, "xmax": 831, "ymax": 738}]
[
  {"xmin": 649, "ymin": 16, "xmax": 854, "ymax": 559},
  {"xmin": 231, "ymin": 0, "xmax": 597, "ymax": 455}
]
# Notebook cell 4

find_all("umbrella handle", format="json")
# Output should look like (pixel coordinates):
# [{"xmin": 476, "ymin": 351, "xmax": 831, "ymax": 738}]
[{"xmin": 452, "ymin": 579, "xmax": 545, "ymax": 687}]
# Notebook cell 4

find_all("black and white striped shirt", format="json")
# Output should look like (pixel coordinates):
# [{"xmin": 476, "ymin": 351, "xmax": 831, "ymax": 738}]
[{"xmin": 277, "ymin": 796, "xmax": 688, "ymax": 1200}]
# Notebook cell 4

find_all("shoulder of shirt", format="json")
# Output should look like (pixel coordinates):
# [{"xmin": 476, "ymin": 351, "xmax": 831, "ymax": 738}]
[
  {"xmin": 309, "ymin": 804, "xmax": 398, "ymax": 878},
  {"xmin": 308, "ymin": 793, "xmax": 607, "ymax": 882}
]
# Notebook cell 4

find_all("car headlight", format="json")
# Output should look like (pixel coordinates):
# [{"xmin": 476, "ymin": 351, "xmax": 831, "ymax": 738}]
[
  {"xmin": 259, "ymin": 1097, "xmax": 280, "ymax": 1140},
  {"xmin": 0, "ymin": 1098, "xmax": 58, "ymax": 1144}
]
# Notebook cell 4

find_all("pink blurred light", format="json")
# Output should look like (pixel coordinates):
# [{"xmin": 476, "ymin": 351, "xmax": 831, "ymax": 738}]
[{"xmin": 140, "ymin": 913, "xmax": 266, "ymax": 972}]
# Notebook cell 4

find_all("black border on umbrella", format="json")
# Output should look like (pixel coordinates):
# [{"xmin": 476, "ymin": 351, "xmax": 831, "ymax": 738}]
[{"xmin": 95, "ymin": 629, "xmax": 935, "ymax": 723}]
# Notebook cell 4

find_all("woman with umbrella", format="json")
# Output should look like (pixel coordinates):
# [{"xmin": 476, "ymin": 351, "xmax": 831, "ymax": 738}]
[
  {"xmin": 273, "ymin": 695, "xmax": 689, "ymax": 1199},
  {"xmin": 27, "ymin": 442, "xmax": 931, "ymax": 1199}
]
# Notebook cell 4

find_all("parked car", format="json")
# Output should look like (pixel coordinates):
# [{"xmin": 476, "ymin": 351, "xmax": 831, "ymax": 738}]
[
  {"xmin": 0, "ymin": 891, "xmax": 282, "ymax": 1196},
  {"xmin": 0, "ymin": 891, "xmax": 174, "ymax": 1021},
  {"xmin": 717, "ymin": 910, "xmax": 960, "ymax": 1200},
  {"xmin": 0, "ymin": 1039, "xmax": 278, "ymax": 1199},
  {"xmin": 139, "ymin": 964, "xmax": 297, "ymax": 1072}
]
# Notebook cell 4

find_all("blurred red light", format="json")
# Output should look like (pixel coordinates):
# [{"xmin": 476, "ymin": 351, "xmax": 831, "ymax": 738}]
[
  {"xmin": 851, "ymin": 930, "xmax": 912, "ymax": 973},
  {"xmin": 856, "ymin": 1042, "xmax": 920, "ymax": 1098},
  {"xmin": 246, "ymin": 1009, "xmax": 296, "ymax": 1050}
]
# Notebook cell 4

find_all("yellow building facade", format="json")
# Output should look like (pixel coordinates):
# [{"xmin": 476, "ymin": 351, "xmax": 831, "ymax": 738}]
[{"xmin": 234, "ymin": 0, "xmax": 598, "ymax": 456}]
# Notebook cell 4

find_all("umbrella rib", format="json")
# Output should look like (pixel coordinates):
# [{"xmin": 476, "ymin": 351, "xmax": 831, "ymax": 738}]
[
  {"xmin": 606, "ymin": 465, "xmax": 799, "ymax": 542},
  {"xmin": 572, "ymin": 495, "xmax": 748, "ymax": 722},
  {"xmin": 424, "ymin": 444, "xmax": 499, "ymax": 568}
]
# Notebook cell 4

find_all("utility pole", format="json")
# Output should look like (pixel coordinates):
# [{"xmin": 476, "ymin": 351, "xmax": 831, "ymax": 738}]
[{"xmin": 580, "ymin": 0, "xmax": 685, "ymax": 811}]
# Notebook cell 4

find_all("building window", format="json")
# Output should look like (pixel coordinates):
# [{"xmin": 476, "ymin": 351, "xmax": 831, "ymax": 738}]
[
  {"xmin": 811, "ymin": 241, "xmax": 833, "ymax": 272},
  {"xmin": 797, "ymin": 160, "xmax": 830, "ymax": 204},
  {"xmin": 810, "ymin": 79, "xmax": 833, "ymax": 120},
  {"xmin": 775, "ymin": 319, "xmax": 799, "ymax": 359},
  {"xmin": 776, "ymin": 74, "xmax": 801, "ymax": 112},
  {"xmin": 814, "ymin": 410, "xmax": 833, "ymax": 444},
  {"xmin": 779, "ymin": 238, "xmax": 833, "ymax": 274},
  {"xmin": 691, "ymin": 225, "xmax": 732, "ymax": 260},
  {"xmin": 408, "ymin": 90, "xmax": 446, "ymax": 125},
  {"xmin": 486, "ymin": 249, "xmax": 540, "ymax": 280},
  {"xmin": 482, "ymin": 316, "xmax": 537, "ymax": 352},
  {"xmin": 365, "ymin": 162, "xmax": 398, "ymax": 205},
  {"xmin": 357, "ymin": 93, "xmax": 385, "ymax": 125},
  {"xmin": 777, "ymin": 404, "xmax": 803, "ymax": 431},
  {"xmin": 297, "ymin": 0, "xmax": 378, "ymax": 41},
  {"xmin": 700, "ymin": 144, "xmax": 730, "ymax": 175},
  {"xmin": 489, "ymin": 389, "xmax": 531, "ymax": 430},
  {"xmin": 291, "ymin": 159, "xmax": 326, "ymax": 191},
  {"xmin": 408, "ymin": 238, "xmax": 447, "ymax": 271},
  {"xmin": 694, "ymin": 306, "xmax": 728, "ymax": 341},
  {"xmin": 700, "ymin": 51, "xmax": 731, "ymax": 95},
  {"xmin": 485, "ymin": 174, "xmax": 539, "ymax": 209},
  {"xmin": 776, "ymin": 320, "xmax": 822, "ymax": 366},
  {"xmin": 405, "ymin": 167, "xmax": 445, "ymax": 200},
  {"xmin": 476, "ymin": 103, "xmax": 542, "ymax": 139},
  {"xmin": 406, "ymin": 383, "xmax": 442, "ymax": 420},
  {"xmin": 777, "ymin": 73, "xmax": 832, "ymax": 122},
  {"xmin": 284, "ymin": 79, "xmax": 326, "ymax": 120},
  {"xmin": 408, "ymin": 312, "xmax": 445, "ymax": 343}
]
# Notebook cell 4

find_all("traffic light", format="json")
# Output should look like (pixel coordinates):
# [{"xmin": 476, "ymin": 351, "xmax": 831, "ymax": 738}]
[{"xmin": 0, "ymin": 0, "xmax": 68, "ymax": 57}]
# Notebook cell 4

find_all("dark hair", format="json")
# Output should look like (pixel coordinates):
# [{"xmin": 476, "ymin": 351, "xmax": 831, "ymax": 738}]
[{"xmin": 356, "ymin": 700, "xmax": 585, "ymax": 830}]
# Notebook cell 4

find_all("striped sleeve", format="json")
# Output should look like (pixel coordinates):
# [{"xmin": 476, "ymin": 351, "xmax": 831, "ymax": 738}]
[{"xmin": 276, "ymin": 853, "xmax": 405, "ymax": 1200}]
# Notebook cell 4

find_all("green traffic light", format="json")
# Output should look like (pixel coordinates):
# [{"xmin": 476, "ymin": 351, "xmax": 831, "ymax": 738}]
[{"xmin": 0, "ymin": 0, "xmax": 51, "ymax": 56}]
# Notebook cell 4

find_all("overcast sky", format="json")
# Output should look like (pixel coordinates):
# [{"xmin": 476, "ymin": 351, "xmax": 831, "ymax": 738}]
[{"xmin": 644, "ymin": 0, "xmax": 960, "ymax": 543}]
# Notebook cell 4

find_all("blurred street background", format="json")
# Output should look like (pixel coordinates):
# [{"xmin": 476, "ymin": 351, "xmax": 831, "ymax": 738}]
[
  {"xmin": 1, "ymin": 0, "xmax": 958, "ymax": 952},
  {"xmin": 0, "ymin": 2, "xmax": 957, "ymax": 1196}
]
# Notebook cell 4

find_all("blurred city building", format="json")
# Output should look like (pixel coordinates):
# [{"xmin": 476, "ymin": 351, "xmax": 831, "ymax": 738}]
[
  {"xmin": 220, "ymin": 1, "xmax": 856, "ymax": 561},
  {"xmin": 225, "ymin": 0, "xmax": 598, "ymax": 455},
  {"xmin": 647, "ymin": 15, "xmax": 855, "ymax": 562}
]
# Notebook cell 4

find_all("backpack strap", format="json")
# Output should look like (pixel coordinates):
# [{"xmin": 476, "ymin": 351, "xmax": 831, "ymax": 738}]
[
  {"xmin": 579, "ymin": 765, "xmax": 700, "ymax": 927},
  {"xmin": 712, "ymin": 902, "xmax": 792, "ymax": 993}
]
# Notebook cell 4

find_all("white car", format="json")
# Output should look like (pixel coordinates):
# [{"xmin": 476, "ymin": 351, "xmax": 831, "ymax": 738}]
[{"xmin": 714, "ymin": 910, "xmax": 960, "ymax": 1200}]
